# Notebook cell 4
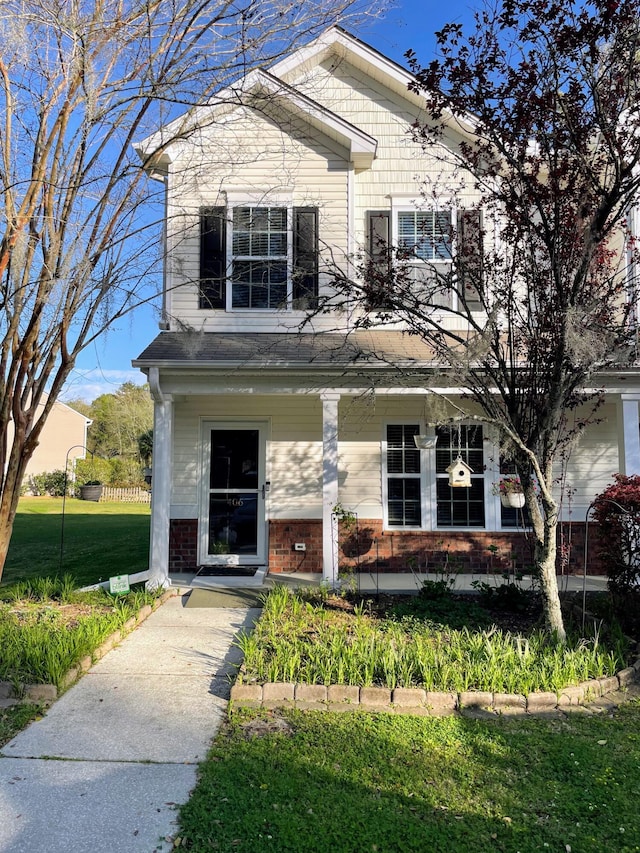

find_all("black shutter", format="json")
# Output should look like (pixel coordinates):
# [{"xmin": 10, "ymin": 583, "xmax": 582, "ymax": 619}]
[
  {"xmin": 365, "ymin": 210, "xmax": 392, "ymax": 309},
  {"xmin": 292, "ymin": 207, "xmax": 318, "ymax": 308},
  {"xmin": 199, "ymin": 206, "xmax": 226, "ymax": 309},
  {"xmin": 456, "ymin": 209, "xmax": 483, "ymax": 309},
  {"xmin": 368, "ymin": 210, "xmax": 391, "ymax": 261}
]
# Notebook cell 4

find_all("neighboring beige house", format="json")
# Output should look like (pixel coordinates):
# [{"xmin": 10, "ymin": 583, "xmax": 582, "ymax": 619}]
[
  {"xmin": 20, "ymin": 396, "xmax": 92, "ymax": 483},
  {"xmin": 133, "ymin": 27, "xmax": 640, "ymax": 588}
]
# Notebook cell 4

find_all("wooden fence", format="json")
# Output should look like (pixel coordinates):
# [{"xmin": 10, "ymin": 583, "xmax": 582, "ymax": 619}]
[{"xmin": 99, "ymin": 486, "xmax": 151, "ymax": 504}]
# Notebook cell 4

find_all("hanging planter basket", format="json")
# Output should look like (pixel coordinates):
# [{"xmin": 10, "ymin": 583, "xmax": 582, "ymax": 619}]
[
  {"xmin": 500, "ymin": 491, "xmax": 525, "ymax": 509},
  {"xmin": 413, "ymin": 432, "xmax": 437, "ymax": 450}
]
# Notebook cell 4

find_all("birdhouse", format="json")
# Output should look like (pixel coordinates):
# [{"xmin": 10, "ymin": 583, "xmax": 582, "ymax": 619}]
[{"xmin": 446, "ymin": 456, "xmax": 473, "ymax": 488}]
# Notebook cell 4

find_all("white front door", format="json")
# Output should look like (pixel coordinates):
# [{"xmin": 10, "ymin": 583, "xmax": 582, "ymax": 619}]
[{"xmin": 200, "ymin": 421, "xmax": 268, "ymax": 565}]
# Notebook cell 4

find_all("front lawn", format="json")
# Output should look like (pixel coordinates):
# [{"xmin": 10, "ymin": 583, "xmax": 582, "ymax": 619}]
[
  {"xmin": 2, "ymin": 497, "xmax": 150, "ymax": 588},
  {"xmin": 178, "ymin": 704, "xmax": 640, "ymax": 853}
]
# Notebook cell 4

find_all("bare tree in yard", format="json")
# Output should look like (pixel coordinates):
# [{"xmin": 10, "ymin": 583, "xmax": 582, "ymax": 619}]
[
  {"xmin": 0, "ymin": 0, "xmax": 373, "ymax": 582},
  {"xmin": 330, "ymin": 0, "xmax": 640, "ymax": 640}
]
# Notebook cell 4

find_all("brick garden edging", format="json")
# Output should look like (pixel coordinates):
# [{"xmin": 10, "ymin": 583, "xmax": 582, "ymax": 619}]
[
  {"xmin": 0, "ymin": 589, "xmax": 177, "ymax": 707},
  {"xmin": 230, "ymin": 655, "xmax": 640, "ymax": 716}
]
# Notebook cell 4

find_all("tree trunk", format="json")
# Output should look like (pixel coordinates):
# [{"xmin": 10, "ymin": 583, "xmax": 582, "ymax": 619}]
[
  {"xmin": 535, "ymin": 514, "xmax": 566, "ymax": 643},
  {"xmin": 522, "ymin": 475, "xmax": 566, "ymax": 643},
  {"xmin": 0, "ymin": 449, "xmax": 27, "ymax": 582}
]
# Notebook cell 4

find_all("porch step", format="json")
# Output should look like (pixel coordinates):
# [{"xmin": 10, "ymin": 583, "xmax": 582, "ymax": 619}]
[
  {"xmin": 191, "ymin": 565, "xmax": 268, "ymax": 589},
  {"xmin": 195, "ymin": 566, "xmax": 258, "ymax": 577}
]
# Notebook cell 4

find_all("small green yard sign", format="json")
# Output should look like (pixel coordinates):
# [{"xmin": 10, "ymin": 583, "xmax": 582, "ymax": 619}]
[{"xmin": 109, "ymin": 574, "xmax": 130, "ymax": 595}]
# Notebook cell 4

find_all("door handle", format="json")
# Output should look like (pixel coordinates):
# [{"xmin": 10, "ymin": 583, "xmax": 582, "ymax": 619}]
[{"xmin": 261, "ymin": 481, "xmax": 271, "ymax": 498}]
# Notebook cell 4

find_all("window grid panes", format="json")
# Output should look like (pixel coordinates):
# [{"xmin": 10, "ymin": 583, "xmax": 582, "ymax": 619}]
[
  {"xmin": 398, "ymin": 210, "xmax": 452, "ymax": 261},
  {"xmin": 435, "ymin": 424, "xmax": 485, "ymax": 527},
  {"xmin": 232, "ymin": 206, "xmax": 288, "ymax": 308},
  {"xmin": 386, "ymin": 425, "xmax": 421, "ymax": 527}
]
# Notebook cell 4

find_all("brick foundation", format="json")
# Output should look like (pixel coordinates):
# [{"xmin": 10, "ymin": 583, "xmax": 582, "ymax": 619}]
[
  {"xmin": 168, "ymin": 517, "xmax": 604, "ymax": 575},
  {"xmin": 338, "ymin": 519, "xmax": 605, "ymax": 576},
  {"xmin": 268, "ymin": 519, "xmax": 323, "ymax": 573},
  {"xmin": 169, "ymin": 519, "xmax": 199, "ymax": 572}
]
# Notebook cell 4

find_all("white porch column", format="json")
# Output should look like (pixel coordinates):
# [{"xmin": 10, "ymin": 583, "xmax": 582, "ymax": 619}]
[
  {"xmin": 618, "ymin": 395, "xmax": 640, "ymax": 475},
  {"xmin": 148, "ymin": 371, "xmax": 173, "ymax": 589},
  {"xmin": 321, "ymin": 392, "xmax": 340, "ymax": 585}
]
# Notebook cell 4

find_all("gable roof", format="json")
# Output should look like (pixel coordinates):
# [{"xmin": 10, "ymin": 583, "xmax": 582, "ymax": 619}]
[
  {"xmin": 133, "ymin": 26, "xmax": 476, "ymax": 172},
  {"xmin": 269, "ymin": 25, "xmax": 422, "ymax": 102},
  {"xmin": 241, "ymin": 70, "xmax": 377, "ymax": 168}
]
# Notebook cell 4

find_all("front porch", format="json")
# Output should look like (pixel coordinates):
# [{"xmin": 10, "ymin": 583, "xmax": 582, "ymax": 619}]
[{"xmin": 134, "ymin": 332, "xmax": 640, "ymax": 592}]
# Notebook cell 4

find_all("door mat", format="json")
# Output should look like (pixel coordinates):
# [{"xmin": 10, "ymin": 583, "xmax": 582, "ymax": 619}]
[
  {"xmin": 195, "ymin": 566, "xmax": 258, "ymax": 577},
  {"xmin": 184, "ymin": 587, "xmax": 265, "ymax": 608}
]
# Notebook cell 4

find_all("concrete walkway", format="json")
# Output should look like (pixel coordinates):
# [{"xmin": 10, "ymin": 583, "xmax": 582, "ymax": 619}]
[{"xmin": 0, "ymin": 592, "xmax": 260, "ymax": 853}]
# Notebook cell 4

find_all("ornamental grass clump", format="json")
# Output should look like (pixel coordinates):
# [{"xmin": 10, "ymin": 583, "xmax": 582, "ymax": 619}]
[
  {"xmin": 237, "ymin": 586, "xmax": 628, "ymax": 695},
  {"xmin": 0, "ymin": 575, "xmax": 160, "ymax": 688}
]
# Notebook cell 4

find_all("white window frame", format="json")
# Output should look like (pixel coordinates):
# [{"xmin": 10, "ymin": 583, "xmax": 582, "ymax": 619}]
[
  {"xmin": 382, "ymin": 419, "xmax": 509, "ymax": 532},
  {"xmin": 382, "ymin": 422, "xmax": 429, "ymax": 530},
  {"xmin": 391, "ymin": 198, "xmax": 457, "ymax": 310},
  {"xmin": 225, "ymin": 202, "xmax": 293, "ymax": 311}
]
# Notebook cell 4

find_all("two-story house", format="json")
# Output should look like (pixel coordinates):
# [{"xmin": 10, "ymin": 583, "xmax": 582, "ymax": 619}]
[{"xmin": 133, "ymin": 26, "xmax": 640, "ymax": 588}]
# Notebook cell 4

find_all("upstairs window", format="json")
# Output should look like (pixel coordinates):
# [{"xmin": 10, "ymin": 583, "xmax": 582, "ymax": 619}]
[
  {"xmin": 232, "ymin": 207, "xmax": 288, "ymax": 309},
  {"xmin": 364, "ymin": 207, "xmax": 483, "ymax": 310},
  {"xmin": 397, "ymin": 210, "xmax": 452, "ymax": 261},
  {"xmin": 199, "ymin": 205, "xmax": 318, "ymax": 310}
]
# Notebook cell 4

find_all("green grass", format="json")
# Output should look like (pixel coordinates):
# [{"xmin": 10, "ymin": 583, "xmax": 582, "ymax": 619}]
[
  {"xmin": 0, "ymin": 704, "xmax": 42, "ymax": 747},
  {"xmin": 237, "ymin": 586, "xmax": 628, "ymax": 695},
  {"xmin": 177, "ymin": 704, "xmax": 640, "ymax": 853},
  {"xmin": 2, "ymin": 497, "xmax": 150, "ymax": 588}
]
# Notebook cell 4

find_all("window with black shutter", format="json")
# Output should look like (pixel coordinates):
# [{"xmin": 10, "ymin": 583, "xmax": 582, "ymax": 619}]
[
  {"xmin": 198, "ymin": 204, "xmax": 318, "ymax": 310},
  {"xmin": 363, "ymin": 206, "xmax": 483, "ymax": 312},
  {"xmin": 292, "ymin": 207, "xmax": 318, "ymax": 309},
  {"xmin": 364, "ymin": 210, "xmax": 393, "ymax": 309}
]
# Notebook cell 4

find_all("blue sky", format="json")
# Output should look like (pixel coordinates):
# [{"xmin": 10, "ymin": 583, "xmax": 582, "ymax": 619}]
[{"xmin": 61, "ymin": 0, "xmax": 476, "ymax": 403}]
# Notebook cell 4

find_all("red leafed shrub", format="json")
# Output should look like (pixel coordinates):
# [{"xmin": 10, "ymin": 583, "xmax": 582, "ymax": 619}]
[{"xmin": 592, "ymin": 475, "xmax": 640, "ymax": 594}]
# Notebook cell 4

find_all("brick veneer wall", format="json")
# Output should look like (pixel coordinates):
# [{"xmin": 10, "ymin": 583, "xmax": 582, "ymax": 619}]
[
  {"xmin": 268, "ymin": 520, "xmax": 323, "ymax": 573},
  {"xmin": 169, "ymin": 519, "xmax": 198, "ymax": 572},
  {"xmin": 337, "ymin": 519, "xmax": 604, "ymax": 576},
  {"xmin": 168, "ymin": 518, "xmax": 325, "ymax": 573},
  {"xmin": 169, "ymin": 517, "xmax": 604, "ymax": 575}
]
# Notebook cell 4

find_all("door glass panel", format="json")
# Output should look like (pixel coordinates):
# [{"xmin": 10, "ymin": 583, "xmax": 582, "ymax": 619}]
[
  {"xmin": 208, "ymin": 493, "xmax": 258, "ymax": 555},
  {"xmin": 210, "ymin": 430, "xmax": 259, "ymax": 489}
]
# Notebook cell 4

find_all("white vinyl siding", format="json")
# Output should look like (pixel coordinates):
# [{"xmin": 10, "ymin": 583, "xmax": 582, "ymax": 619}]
[
  {"xmin": 168, "ymin": 395, "xmax": 622, "ymax": 527},
  {"xmin": 171, "ymin": 395, "xmax": 323, "ymax": 518},
  {"xmin": 165, "ymin": 106, "xmax": 348, "ymax": 333}
]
